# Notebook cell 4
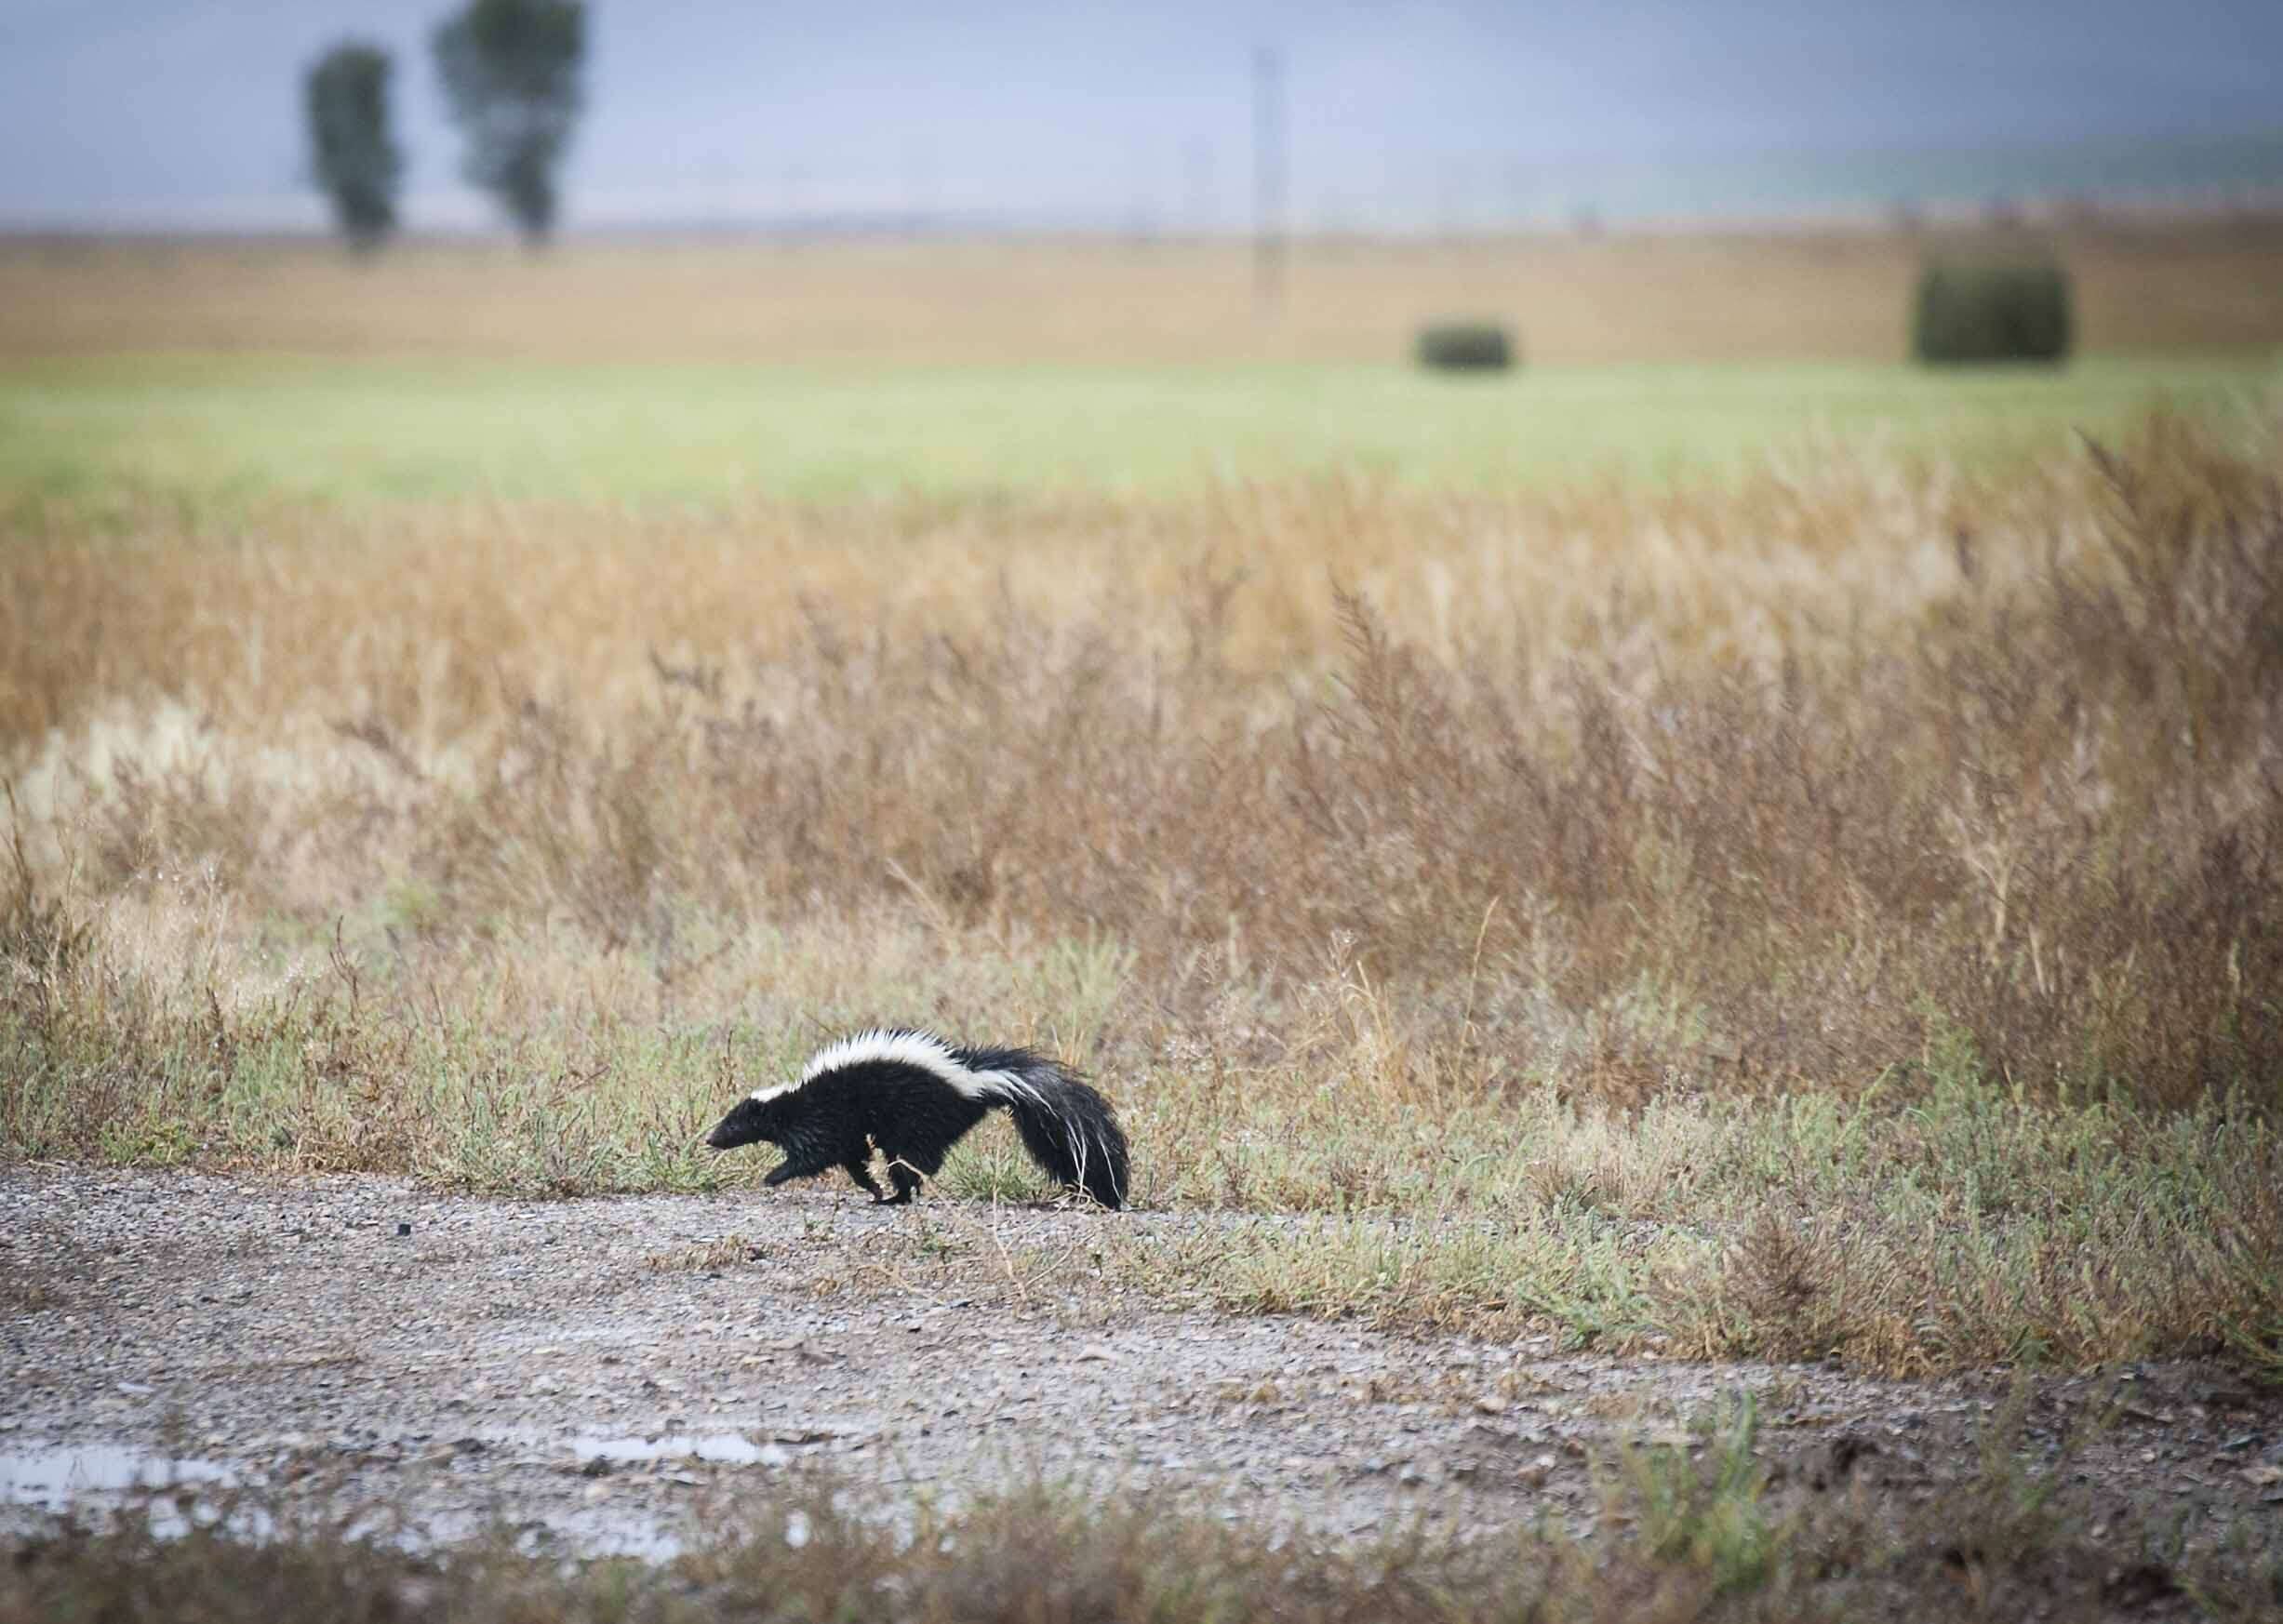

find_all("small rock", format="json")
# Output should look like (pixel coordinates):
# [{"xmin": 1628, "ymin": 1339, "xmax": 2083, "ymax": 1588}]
[
  {"xmin": 1817, "ymin": 1434, "xmax": 1878, "ymax": 1488},
  {"xmin": 2101, "ymin": 1562, "xmax": 2180, "ymax": 1609}
]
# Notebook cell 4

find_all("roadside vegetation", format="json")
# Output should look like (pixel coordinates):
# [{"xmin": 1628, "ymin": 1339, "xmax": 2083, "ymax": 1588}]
[
  {"xmin": 6, "ymin": 405, "xmax": 2279, "ymax": 1378},
  {"xmin": 6, "ymin": 1400, "xmax": 2279, "ymax": 1623}
]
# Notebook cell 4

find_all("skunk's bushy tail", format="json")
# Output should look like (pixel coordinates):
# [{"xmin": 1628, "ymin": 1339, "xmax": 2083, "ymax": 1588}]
[{"xmin": 959, "ymin": 1045, "xmax": 1130, "ymax": 1209}]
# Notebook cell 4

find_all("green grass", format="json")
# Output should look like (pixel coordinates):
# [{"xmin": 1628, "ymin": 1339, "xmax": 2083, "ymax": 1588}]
[{"xmin": 1, "ymin": 352, "xmax": 2274, "ymax": 508}]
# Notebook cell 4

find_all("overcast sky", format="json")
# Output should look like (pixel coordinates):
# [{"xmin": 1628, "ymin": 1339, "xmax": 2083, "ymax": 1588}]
[{"xmin": 5, "ymin": 0, "xmax": 2282, "ymax": 230}]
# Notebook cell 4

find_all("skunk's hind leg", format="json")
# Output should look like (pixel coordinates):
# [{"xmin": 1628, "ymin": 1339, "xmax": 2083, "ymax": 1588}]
[
  {"xmin": 879, "ymin": 1142, "xmax": 947, "ymax": 1205},
  {"xmin": 842, "ymin": 1156, "xmax": 887, "ymax": 1202},
  {"xmin": 876, "ymin": 1125, "xmax": 958, "ymax": 1206}
]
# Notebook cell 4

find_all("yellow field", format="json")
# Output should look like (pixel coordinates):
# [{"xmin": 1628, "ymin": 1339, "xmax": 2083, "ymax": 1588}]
[{"xmin": 6, "ymin": 219, "xmax": 2283, "ymax": 365}]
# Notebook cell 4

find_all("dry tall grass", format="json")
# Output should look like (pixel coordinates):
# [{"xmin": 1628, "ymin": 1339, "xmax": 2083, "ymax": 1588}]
[
  {"xmin": 7, "ymin": 411, "xmax": 2282, "ymax": 1373},
  {"xmin": 6, "ymin": 220, "xmax": 2283, "ymax": 364},
  {"xmin": 8, "ymin": 411, "xmax": 2279, "ymax": 1103}
]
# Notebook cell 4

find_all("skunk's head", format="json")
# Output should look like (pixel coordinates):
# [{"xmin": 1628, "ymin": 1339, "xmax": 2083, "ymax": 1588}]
[{"xmin": 703, "ymin": 1088, "xmax": 787, "ymax": 1152}]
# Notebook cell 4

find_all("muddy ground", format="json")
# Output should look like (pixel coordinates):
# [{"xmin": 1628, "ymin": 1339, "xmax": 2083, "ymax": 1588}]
[{"xmin": 4, "ymin": 1165, "xmax": 2279, "ymax": 1561}]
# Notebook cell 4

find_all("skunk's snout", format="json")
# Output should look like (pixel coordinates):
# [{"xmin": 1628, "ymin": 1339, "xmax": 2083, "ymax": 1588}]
[{"xmin": 703, "ymin": 1098, "xmax": 767, "ymax": 1152}]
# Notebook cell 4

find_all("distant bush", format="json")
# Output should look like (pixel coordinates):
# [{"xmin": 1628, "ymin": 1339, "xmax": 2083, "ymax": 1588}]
[
  {"xmin": 303, "ymin": 41, "xmax": 402, "ymax": 253},
  {"xmin": 1913, "ymin": 262, "xmax": 2073, "ymax": 364},
  {"xmin": 434, "ymin": 0, "xmax": 586, "ymax": 246},
  {"xmin": 1415, "ymin": 321, "xmax": 1515, "ymax": 372}
]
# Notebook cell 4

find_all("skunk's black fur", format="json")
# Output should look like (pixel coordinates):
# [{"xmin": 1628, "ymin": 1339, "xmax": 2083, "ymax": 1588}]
[{"xmin": 704, "ymin": 1029, "xmax": 1128, "ymax": 1208}]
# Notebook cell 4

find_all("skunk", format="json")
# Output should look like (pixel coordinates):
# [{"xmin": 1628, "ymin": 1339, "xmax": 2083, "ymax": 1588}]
[{"xmin": 703, "ymin": 1029, "xmax": 1128, "ymax": 1208}]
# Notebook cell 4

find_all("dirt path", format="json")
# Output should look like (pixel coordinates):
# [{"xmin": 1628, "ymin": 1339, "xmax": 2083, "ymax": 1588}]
[{"xmin": 4, "ymin": 1165, "xmax": 2277, "ymax": 1558}]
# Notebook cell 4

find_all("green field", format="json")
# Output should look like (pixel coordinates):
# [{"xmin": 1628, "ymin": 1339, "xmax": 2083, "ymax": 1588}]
[{"xmin": 3, "ymin": 352, "xmax": 2274, "ymax": 507}]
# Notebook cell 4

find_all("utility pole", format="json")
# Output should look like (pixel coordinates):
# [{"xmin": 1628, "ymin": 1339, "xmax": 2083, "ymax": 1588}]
[
  {"xmin": 902, "ymin": 140, "xmax": 933, "ymax": 236},
  {"xmin": 1504, "ymin": 158, "xmax": 1532, "ymax": 233},
  {"xmin": 781, "ymin": 162, "xmax": 808, "ymax": 241},
  {"xmin": 1438, "ymin": 156, "xmax": 1465, "ymax": 242},
  {"xmin": 1252, "ymin": 45, "xmax": 1285, "ymax": 312},
  {"xmin": 1184, "ymin": 137, "xmax": 1215, "ymax": 237}
]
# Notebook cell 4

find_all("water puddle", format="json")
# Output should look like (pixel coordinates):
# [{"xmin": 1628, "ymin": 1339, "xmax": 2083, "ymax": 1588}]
[
  {"xmin": 0, "ymin": 1444, "xmax": 235, "ymax": 1513},
  {"xmin": 569, "ymin": 1432, "xmax": 790, "ymax": 1468},
  {"xmin": 0, "ymin": 1436, "xmax": 808, "ymax": 1562}
]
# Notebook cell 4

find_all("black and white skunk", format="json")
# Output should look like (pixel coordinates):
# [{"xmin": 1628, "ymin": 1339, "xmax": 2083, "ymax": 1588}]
[{"xmin": 703, "ymin": 1029, "xmax": 1129, "ymax": 1209}]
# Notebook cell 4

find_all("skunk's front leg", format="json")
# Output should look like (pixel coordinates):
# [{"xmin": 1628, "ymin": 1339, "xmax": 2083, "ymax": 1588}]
[
  {"xmin": 765, "ymin": 1151, "xmax": 833, "ymax": 1187},
  {"xmin": 761, "ymin": 1132, "xmax": 843, "ymax": 1192}
]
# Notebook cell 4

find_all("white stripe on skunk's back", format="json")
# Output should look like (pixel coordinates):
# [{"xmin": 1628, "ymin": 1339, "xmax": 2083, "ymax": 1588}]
[{"xmin": 793, "ymin": 1028, "xmax": 987, "ymax": 1098}]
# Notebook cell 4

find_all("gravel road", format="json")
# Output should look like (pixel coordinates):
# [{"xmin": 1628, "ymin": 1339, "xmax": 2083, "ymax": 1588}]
[{"xmin": 4, "ymin": 1165, "xmax": 2278, "ymax": 1558}]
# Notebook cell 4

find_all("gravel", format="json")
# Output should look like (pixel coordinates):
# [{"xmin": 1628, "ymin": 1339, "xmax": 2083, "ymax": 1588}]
[{"xmin": 5, "ymin": 1165, "xmax": 2277, "ymax": 1557}]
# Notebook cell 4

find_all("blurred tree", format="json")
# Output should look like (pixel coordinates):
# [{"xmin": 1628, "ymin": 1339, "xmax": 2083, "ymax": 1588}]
[
  {"xmin": 304, "ymin": 42, "xmax": 403, "ymax": 253},
  {"xmin": 433, "ymin": 0, "xmax": 585, "ymax": 246}
]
